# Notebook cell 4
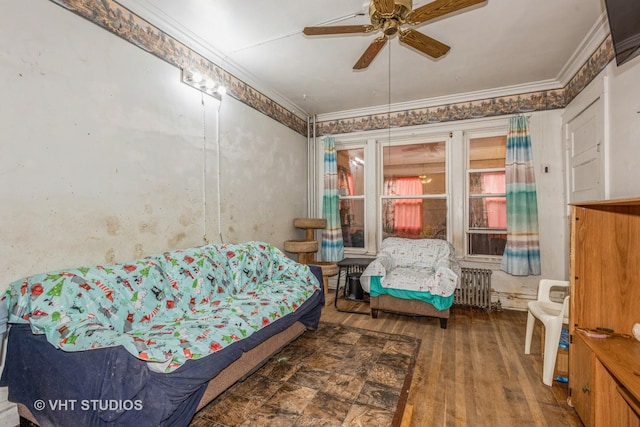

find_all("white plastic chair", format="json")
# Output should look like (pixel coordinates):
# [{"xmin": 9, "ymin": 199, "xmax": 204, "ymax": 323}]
[{"xmin": 524, "ymin": 279, "xmax": 570, "ymax": 386}]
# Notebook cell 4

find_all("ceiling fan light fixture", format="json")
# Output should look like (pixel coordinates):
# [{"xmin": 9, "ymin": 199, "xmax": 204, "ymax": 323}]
[
  {"xmin": 419, "ymin": 174, "xmax": 432, "ymax": 184},
  {"xmin": 303, "ymin": 0, "xmax": 487, "ymax": 70},
  {"xmin": 370, "ymin": 0, "xmax": 412, "ymax": 23},
  {"xmin": 382, "ymin": 19, "xmax": 400, "ymax": 36}
]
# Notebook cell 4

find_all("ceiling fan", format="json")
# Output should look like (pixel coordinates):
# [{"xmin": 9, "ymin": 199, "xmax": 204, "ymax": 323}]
[{"xmin": 303, "ymin": 0, "xmax": 486, "ymax": 70}]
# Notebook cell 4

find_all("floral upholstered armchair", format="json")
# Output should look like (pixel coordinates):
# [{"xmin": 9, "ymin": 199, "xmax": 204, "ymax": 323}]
[{"xmin": 360, "ymin": 238, "xmax": 461, "ymax": 326}]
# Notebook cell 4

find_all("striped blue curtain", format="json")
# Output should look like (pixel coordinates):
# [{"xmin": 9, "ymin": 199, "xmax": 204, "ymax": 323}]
[
  {"xmin": 321, "ymin": 136, "xmax": 344, "ymax": 262},
  {"xmin": 501, "ymin": 116, "xmax": 541, "ymax": 276}
]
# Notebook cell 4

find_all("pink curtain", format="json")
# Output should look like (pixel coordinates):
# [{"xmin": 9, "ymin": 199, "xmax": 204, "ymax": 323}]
[
  {"xmin": 482, "ymin": 172, "xmax": 506, "ymax": 228},
  {"xmin": 394, "ymin": 177, "xmax": 423, "ymax": 235}
]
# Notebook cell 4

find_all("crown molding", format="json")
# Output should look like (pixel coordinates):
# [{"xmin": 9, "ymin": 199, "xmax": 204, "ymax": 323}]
[{"xmin": 556, "ymin": 12, "xmax": 610, "ymax": 87}]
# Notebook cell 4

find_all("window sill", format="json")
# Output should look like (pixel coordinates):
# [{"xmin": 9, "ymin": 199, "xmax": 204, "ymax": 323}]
[
  {"xmin": 459, "ymin": 257, "xmax": 501, "ymax": 270},
  {"xmin": 343, "ymin": 248, "xmax": 376, "ymax": 257}
]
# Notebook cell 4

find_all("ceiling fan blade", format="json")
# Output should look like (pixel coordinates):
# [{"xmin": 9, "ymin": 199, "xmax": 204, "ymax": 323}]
[
  {"xmin": 303, "ymin": 25, "xmax": 374, "ymax": 36},
  {"xmin": 353, "ymin": 36, "xmax": 387, "ymax": 69},
  {"xmin": 373, "ymin": 0, "xmax": 396, "ymax": 15},
  {"xmin": 406, "ymin": 0, "xmax": 486, "ymax": 25},
  {"xmin": 399, "ymin": 29, "xmax": 450, "ymax": 58}
]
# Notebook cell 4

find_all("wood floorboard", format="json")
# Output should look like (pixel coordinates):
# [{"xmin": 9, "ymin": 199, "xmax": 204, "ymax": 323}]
[{"xmin": 321, "ymin": 296, "xmax": 583, "ymax": 427}]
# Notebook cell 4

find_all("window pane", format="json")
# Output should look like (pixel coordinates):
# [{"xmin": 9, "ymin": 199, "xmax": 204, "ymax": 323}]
[
  {"xmin": 468, "ymin": 233, "xmax": 506, "ymax": 256},
  {"xmin": 383, "ymin": 142, "xmax": 446, "ymax": 194},
  {"xmin": 468, "ymin": 135, "xmax": 506, "ymax": 256},
  {"xmin": 469, "ymin": 136, "xmax": 506, "ymax": 168},
  {"xmin": 469, "ymin": 172, "xmax": 506, "ymax": 229},
  {"xmin": 337, "ymin": 148, "xmax": 364, "ymax": 196},
  {"xmin": 340, "ymin": 199, "xmax": 364, "ymax": 248},
  {"xmin": 382, "ymin": 197, "xmax": 447, "ymax": 240},
  {"xmin": 337, "ymin": 147, "xmax": 365, "ymax": 248},
  {"xmin": 469, "ymin": 172, "xmax": 505, "ymax": 195},
  {"xmin": 469, "ymin": 196, "xmax": 506, "ymax": 229},
  {"xmin": 381, "ymin": 141, "xmax": 447, "ymax": 241}
]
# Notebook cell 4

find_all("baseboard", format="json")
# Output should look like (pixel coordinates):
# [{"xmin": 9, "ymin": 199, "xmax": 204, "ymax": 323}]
[
  {"xmin": 493, "ymin": 291, "xmax": 530, "ymax": 311},
  {"xmin": 493, "ymin": 289, "xmax": 568, "ymax": 312}
]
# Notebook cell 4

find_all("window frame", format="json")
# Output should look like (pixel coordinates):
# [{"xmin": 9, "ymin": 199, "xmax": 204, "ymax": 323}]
[
  {"xmin": 332, "ymin": 138, "xmax": 377, "ymax": 255},
  {"xmin": 464, "ymin": 130, "xmax": 508, "ymax": 260},
  {"xmin": 378, "ymin": 136, "xmax": 450, "ymax": 245},
  {"xmin": 323, "ymin": 117, "xmax": 509, "ymax": 261},
  {"xmin": 336, "ymin": 145, "xmax": 367, "ymax": 251}
]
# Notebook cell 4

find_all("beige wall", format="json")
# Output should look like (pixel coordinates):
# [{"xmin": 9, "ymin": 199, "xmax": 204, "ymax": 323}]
[
  {"xmin": 0, "ymin": 0, "xmax": 309, "ymax": 285},
  {"xmin": 606, "ymin": 61, "xmax": 640, "ymax": 198}
]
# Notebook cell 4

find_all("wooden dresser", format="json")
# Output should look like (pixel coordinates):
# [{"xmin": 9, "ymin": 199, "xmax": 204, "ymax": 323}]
[{"xmin": 569, "ymin": 198, "xmax": 640, "ymax": 426}]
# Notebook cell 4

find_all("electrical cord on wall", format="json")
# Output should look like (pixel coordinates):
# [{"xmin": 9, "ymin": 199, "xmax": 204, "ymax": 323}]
[
  {"xmin": 216, "ymin": 95, "xmax": 224, "ymax": 244},
  {"xmin": 201, "ymin": 92, "xmax": 209, "ymax": 243},
  {"xmin": 199, "ymin": 90, "xmax": 225, "ymax": 245}
]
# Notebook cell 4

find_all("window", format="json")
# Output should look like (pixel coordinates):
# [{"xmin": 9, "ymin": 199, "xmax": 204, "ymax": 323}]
[
  {"xmin": 381, "ymin": 141, "xmax": 447, "ymax": 240},
  {"xmin": 336, "ymin": 148, "xmax": 365, "ymax": 248},
  {"xmin": 327, "ymin": 119, "xmax": 508, "ymax": 259},
  {"xmin": 467, "ymin": 135, "xmax": 507, "ymax": 256}
]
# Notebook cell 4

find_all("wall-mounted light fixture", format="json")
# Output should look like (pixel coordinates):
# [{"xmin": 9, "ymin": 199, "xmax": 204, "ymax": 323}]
[{"xmin": 181, "ymin": 68, "xmax": 226, "ymax": 100}]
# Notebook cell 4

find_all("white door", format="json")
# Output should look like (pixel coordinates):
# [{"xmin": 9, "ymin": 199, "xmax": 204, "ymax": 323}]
[{"xmin": 566, "ymin": 98, "xmax": 604, "ymax": 203}]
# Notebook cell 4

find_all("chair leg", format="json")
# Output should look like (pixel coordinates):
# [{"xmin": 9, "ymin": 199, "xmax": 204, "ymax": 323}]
[
  {"xmin": 439, "ymin": 318, "xmax": 447, "ymax": 329},
  {"xmin": 524, "ymin": 311, "xmax": 535, "ymax": 354},
  {"xmin": 542, "ymin": 324, "xmax": 562, "ymax": 386}
]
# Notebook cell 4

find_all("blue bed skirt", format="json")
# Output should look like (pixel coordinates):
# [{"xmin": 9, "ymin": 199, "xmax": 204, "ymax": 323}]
[{"xmin": 0, "ymin": 266, "xmax": 324, "ymax": 427}]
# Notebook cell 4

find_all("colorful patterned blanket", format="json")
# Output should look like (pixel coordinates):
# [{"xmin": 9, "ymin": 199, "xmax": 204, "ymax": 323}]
[{"xmin": 3, "ymin": 241, "xmax": 321, "ymax": 372}]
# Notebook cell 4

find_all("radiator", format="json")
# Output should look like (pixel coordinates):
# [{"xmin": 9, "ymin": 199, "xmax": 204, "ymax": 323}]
[{"xmin": 454, "ymin": 268, "xmax": 492, "ymax": 310}]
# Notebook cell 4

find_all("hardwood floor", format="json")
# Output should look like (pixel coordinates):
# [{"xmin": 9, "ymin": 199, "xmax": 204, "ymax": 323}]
[{"xmin": 321, "ymin": 297, "xmax": 583, "ymax": 427}]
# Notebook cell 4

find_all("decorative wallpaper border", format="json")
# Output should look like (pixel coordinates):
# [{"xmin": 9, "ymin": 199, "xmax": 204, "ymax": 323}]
[
  {"xmin": 50, "ymin": 0, "xmax": 613, "ymax": 138},
  {"xmin": 564, "ymin": 36, "xmax": 613, "ymax": 104},
  {"xmin": 50, "ymin": 0, "xmax": 308, "ymax": 136},
  {"xmin": 316, "ymin": 89, "xmax": 565, "ymax": 135}
]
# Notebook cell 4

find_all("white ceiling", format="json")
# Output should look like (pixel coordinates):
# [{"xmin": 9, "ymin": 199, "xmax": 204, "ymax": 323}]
[{"xmin": 116, "ymin": 0, "xmax": 607, "ymax": 117}]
